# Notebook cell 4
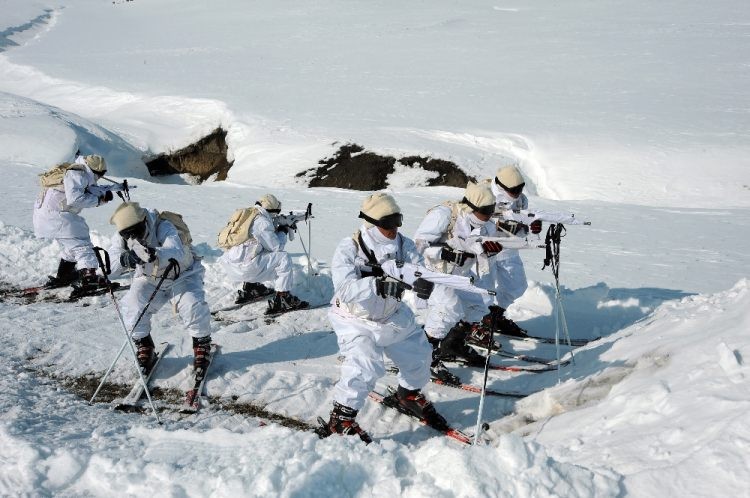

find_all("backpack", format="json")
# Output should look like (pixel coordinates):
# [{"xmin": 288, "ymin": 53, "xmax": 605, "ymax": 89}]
[
  {"xmin": 38, "ymin": 162, "xmax": 85, "ymax": 188},
  {"xmin": 217, "ymin": 207, "xmax": 260, "ymax": 249},
  {"xmin": 157, "ymin": 211, "xmax": 193, "ymax": 246}
]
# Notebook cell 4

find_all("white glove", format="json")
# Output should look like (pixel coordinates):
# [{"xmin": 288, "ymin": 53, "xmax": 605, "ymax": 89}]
[{"xmin": 127, "ymin": 239, "xmax": 156, "ymax": 263}]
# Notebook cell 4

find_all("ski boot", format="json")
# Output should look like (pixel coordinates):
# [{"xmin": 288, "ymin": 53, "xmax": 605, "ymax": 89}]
[
  {"xmin": 466, "ymin": 323, "xmax": 501, "ymax": 352},
  {"xmin": 485, "ymin": 307, "xmax": 528, "ymax": 338},
  {"xmin": 266, "ymin": 291, "xmax": 309, "ymax": 315},
  {"xmin": 395, "ymin": 386, "xmax": 449, "ymax": 431},
  {"xmin": 438, "ymin": 322, "xmax": 487, "ymax": 367},
  {"xmin": 316, "ymin": 402, "xmax": 372, "ymax": 444},
  {"xmin": 69, "ymin": 268, "xmax": 111, "ymax": 299},
  {"xmin": 134, "ymin": 335, "xmax": 156, "ymax": 374},
  {"xmin": 45, "ymin": 259, "xmax": 78, "ymax": 289},
  {"xmin": 235, "ymin": 282, "xmax": 273, "ymax": 305},
  {"xmin": 426, "ymin": 334, "xmax": 461, "ymax": 385},
  {"xmin": 192, "ymin": 336, "xmax": 212, "ymax": 375}
]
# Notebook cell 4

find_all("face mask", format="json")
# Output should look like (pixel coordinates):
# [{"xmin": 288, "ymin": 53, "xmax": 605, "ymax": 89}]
[
  {"xmin": 468, "ymin": 213, "xmax": 485, "ymax": 228},
  {"xmin": 366, "ymin": 226, "xmax": 398, "ymax": 252}
]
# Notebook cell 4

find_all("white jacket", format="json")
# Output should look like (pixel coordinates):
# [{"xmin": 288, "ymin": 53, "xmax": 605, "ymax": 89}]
[
  {"xmin": 33, "ymin": 158, "xmax": 104, "ymax": 239},
  {"xmin": 414, "ymin": 204, "xmax": 499, "ymax": 276},
  {"xmin": 109, "ymin": 209, "xmax": 197, "ymax": 282},
  {"xmin": 220, "ymin": 207, "xmax": 287, "ymax": 264},
  {"xmin": 330, "ymin": 225, "xmax": 422, "ymax": 322}
]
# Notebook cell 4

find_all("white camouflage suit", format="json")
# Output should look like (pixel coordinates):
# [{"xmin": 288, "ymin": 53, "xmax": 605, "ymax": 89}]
[
  {"xmin": 490, "ymin": 181, "xmax": 529, "ymax": 309},
  {"xmin": 32, "ymin": 156, "xmax": 109, "ymax": 269},
  {"xmin": 217, "ymin": 207, "xmax": 292, "ymax": 291},
  {"xmin": 109, "ymin": 210, "xmax": 211, "ymax": 340},
  {"xmin": 329, "ymin": 226, "xmax": 431, "ymax": 410},
  {"xmin": 414, "ymin": 204, "xmax": 499, "ymax": 339}
]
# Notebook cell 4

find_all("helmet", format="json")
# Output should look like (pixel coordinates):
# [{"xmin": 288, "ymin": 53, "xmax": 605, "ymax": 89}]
[
  {"xmin": 358, "ymin": 192, "xmax": 402, "ymax": 229},
  {"xmin": 84, "ymin": 155, "xmax": 107, "ymax": 175},
  {"xmin": 110, "ymin": 202, "xmax": 147, "ymax": 236},
  {"xmin": 257, "ymin": 194, "xmax": 281, "ymax": 213},
  {"xmin": 495, "ymin": 165, "xmax": 525, "ymax": 196},
  {"xmin": 462, "ymin": 182, "xmax": 495, "ymax": 215}
]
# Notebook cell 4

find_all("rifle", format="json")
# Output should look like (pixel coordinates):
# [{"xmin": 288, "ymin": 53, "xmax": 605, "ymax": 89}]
[
  {"xmin": 492, "ymin": 206, "xmax": 591, "ymax": 226},
  {"xmin": 446, "ymin": 235, "xmax": 545, "ymax": 256},
  {"xmin": 274, "ymin": 203, "xmax": 313, "ymax": 242},
  {"xmin": 377, "ymin": 260, "xmax": 496, "ymax": 297},
  {"xmin": 97, "ymin": 177, "xmax": 135, "ymax": 202}
]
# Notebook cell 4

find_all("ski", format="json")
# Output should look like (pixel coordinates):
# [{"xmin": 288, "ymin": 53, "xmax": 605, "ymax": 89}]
[
  {"xmin": 182, "ymin": 344, "xmax": 220, "ymax": 413},
  {"xmin": 469, "ymin": 345, "xmax": 571, "ymax": 366},
  {"xmin": 444, "ymin": 358, "xmax": 560, "ymax": 372},
  {"xmin": 113, "ymin": 342, "xmax": 171, "ymax": 411},
  {"xmin": 1, "ymin": 282, "xmax": 127, "ymax": 304},
  {"xmin": 369, "ymin": 388, "xmax": 473, "ymax": 445},
  {"xmin": 210, "ymin": 289, "xmax": 275, "ymax": 316},
  {"xmin": 215, "ymin": 303, "xmax": 329, "ymax": 324},
  {"xmin": 429, "ymin": 377, "xmax": 530, "ymax": 398},
  {"xmin": 385, "ymin": 366, "xmax": 529, "ymax": 397},
  {"xmin": 498, "ymin": 332, "xmax": 596, "ymax": 347}
]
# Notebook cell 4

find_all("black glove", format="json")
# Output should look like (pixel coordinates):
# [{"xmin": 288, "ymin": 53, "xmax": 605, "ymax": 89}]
[
  {"xmin": 120, "ymin": 250, "xmax": 143, "ymax": 269},
  {"xmin": 411, "ymin": 278, "xmax": 434, "ymax": 300},
  {"xmin": 276, "ymin": 225, "xmax": 290, "ymax": 234},
  {"xmin": 529, "ymin": 220, "xmax": 542, "ymax": 234},
  {"xmin": 497, "ymin": 220, "xmax": 523, "ymax": 235},
  {"xmin": 376, "ymin": 277, "xmax": 408, "ymax": 300},
  {"xmin": 99, "ymin": 190, "xmax": 113, "ymax": 204},
  {"xmin": 481, "ymin": 240, "xmax": 504, "ymax": 255},
  {"xmin": 440, "ymin": 247, "xmax": 472, "ymax": 266}
]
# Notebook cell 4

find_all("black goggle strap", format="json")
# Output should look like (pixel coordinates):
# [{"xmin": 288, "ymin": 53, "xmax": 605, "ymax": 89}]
[
  {"xmin": 358, "ymin": 211, "xmax": 403, "ymax": 229},
  {"xmin": 494, "ymin": 177, "xmax": 525, "ymax": 196},
  {"xmin": 461, "ymin": 197, "xmax": 495, "ymax": 216}
]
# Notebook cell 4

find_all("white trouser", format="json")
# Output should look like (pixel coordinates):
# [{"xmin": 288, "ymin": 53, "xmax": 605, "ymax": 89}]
[
  {"xmin": 424, "ymin": 285, "xmax": 489, "ymax": 339},
  {"xmin": 330, "ymin": 306, "xmax": 431, "ymax": 410},
  {"xmin": 219, "ymin": 251, "xmax": 293, "ymax": 292},
  {"xmin": 494, "ymin": 253, "xmax": 528, "ymax": 309},
  {"xmin": 57, "ymin": 237, "xmax": 98, "ymax": 269},
  {"xmin": 119, "ymin": 264, "xmax": 211, "ymax": 340}
]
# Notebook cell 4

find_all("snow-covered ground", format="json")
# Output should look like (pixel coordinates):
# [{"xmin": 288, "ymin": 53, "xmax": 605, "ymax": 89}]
[{"xmin": 1, "ymin": 1, "xmax": 749, "ymax": 497}]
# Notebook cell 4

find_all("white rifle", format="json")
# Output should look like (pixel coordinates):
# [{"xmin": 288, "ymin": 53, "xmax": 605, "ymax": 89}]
[
  {"xmin": 274, "ymin": 203, "xmax": 313, "ymax": 242},
  {"xmin": 379, "ymin": 260, "xmax": 496, "ymax": 297},
  {"xmin": 493, "ymin": 207, "xmax": 591, "ymax": 226}
]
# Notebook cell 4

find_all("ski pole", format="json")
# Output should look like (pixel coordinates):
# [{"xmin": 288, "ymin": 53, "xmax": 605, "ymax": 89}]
[
  {"xmin": 89, "ymin": 259, "xmax": 177, "ymax": 405},
  {"xmin": 474, "ymin": 305, "xmax": 499, "ymax": 445},
  {"xmin": 89, "ymin": 253, "xmax": 178, "ymax": 404}
]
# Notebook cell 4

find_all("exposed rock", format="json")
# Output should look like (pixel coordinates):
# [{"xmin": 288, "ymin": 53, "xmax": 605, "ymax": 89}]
[
  {"xmin": 297, "ymin": 143, "xmax": 474, "ymax": 190},
  {"xmin": 145, "ymin": 128, "xmax": 233, "ymax": 182}
]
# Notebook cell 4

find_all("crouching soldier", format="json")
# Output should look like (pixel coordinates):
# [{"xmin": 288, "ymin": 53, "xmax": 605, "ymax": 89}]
[
  {"xmin": 108, "ymin": 202, "xmax": 212, "ymax": 382},
  {"xmin": 319, "ymin": 193, "xmax": 446, "ymax": 443},
  {"xmin": 414, "ymin": 182, "xmax": 504, "ymax": 379},
  {"xmin": 217, "ymin": 193, "xmax": 308, "ymax": 314}
]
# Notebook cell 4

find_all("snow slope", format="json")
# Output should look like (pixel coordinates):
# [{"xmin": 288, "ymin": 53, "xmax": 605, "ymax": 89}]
[{"xmin": 1, "ymin": 1, "xmax": 750, "ymax": 497}]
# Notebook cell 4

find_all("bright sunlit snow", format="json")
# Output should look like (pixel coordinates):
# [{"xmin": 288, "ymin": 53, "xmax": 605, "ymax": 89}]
[{"xmin": 1, "ymin": 1, "xmax": 749, "ymax": 497}]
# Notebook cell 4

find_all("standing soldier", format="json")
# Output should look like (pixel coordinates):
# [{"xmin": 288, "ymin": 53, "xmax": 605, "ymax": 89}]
[
  {"xmin": 484, "ymin": 164, "xmax": 541, "ymax": 337},
  {"xmin": 108, "ymin": 202, "xmax": 212, "ymax": 382},
  {"xmin": 320, "ymin": 193, "xmax": 445, "ymax": 443},
  {"xmin": 33, "ymin": 154, "xmax": 114, "ymax": 296}
]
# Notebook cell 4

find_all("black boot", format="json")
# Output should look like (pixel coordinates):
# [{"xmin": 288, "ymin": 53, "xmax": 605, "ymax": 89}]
[
  {"xmin": 45, "ymin": 259, "xmax": 77, "ymax": 288},
  {"xmin": 426, "ymin": 334, "xmax": 461, "ymax": 385},
  {"xmin": 438, "ymin": 322, "xmax": 486, "ymax": 367},
  {"xmin": 465, "ymin": 322, "xmax": 501, "ymax": 352},
  {"xmin": 235, "ymin": 282, "xmax": 273, "ymax": 304},
  {"xmin": 320, "ymin": 402, "xmax": 372, "ymax": 444},
  {"xmin": 395, "ymin": 386, "xmax": 449, "ymax": 431},
  {"xmin": 70, "ymin": 268, "xmax": 108, "ymax": 297},
  {"xmin": 485, "ymin": 307, "xmax": 528, "ymax": 338},
  {"xmin": 266, "ymin": 291, "xmax": 309, "ymax": 315},
  {"xmin": 134, "ymin": 335, "xmax": 155, "ymax": 374}
]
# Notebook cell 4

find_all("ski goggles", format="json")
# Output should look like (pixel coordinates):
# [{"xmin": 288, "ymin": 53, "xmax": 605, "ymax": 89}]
[
  {"xmin": 358, "ymin": 211, "xmax": 403, "ymax": 230},
  {"xmin": 495, "ymin": 177, "xmax": 525, "ymax": 197},
  {"xmin": 119, "ymin": 220, "xmax": 147, "ymax": 240},
  {"xmin": 461, "ymin": 198, "xmax": 496, "ymax": 216}
]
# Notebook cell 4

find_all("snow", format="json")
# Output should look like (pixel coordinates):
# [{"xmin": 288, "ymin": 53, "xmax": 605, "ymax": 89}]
[{"xmin": 1, "ymin": 0, "xmax": 749, "ymax": 496}]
